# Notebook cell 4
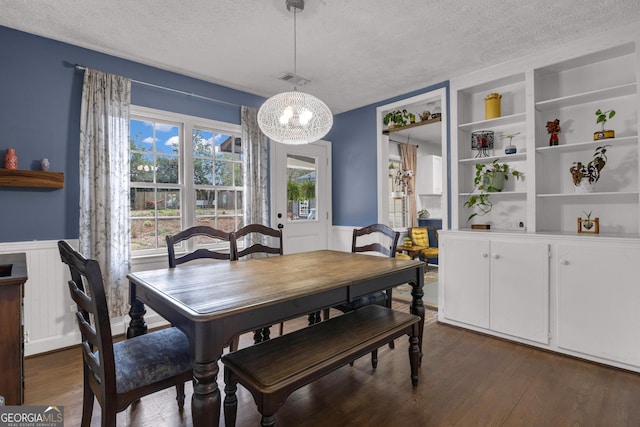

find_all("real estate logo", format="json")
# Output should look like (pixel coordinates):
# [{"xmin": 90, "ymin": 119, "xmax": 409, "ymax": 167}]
[{"xmin": 0, "ymin": 406, "xmax": 64, "ymax": 427}]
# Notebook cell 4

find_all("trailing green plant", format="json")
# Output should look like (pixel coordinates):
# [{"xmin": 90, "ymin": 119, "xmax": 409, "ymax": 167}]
[
  {"xmin": 300, "ymin": 179, "xmax": 316, "ymax": 201},
  {"xmin": 287, "ymin": 180, "xmax": 301, "ymax": 202},
  {"xmin": 383, "ymin": 109, "xmax": 410, "ymax": 127},
  {"xmin": 464, "ymin": 160, "xmax": 523, "ymax": 221},
  {"xmin": 596, "ymin": 108, "xmax": 615, "ymax": 131},
  {"xmin": 570, "ymin": 145, "xmax": 610, "ymax": 186}
]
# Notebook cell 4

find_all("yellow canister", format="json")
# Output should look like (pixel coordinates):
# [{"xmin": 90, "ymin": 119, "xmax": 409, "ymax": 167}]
[{"xmin": 485, "ymin": 93, "xmax": 502, "ymax": 120}]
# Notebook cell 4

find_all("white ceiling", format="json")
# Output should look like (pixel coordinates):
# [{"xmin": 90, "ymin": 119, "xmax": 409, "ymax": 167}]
[{"xmin": 2, "ymin": 0, "xmax": 640, "ymax": 114}]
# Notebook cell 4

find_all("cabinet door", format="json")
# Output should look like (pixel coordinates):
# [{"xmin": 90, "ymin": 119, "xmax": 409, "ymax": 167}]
[
  {"xmin": 442, "ymin": 236, "xmax": 490, "ymax": 328},
  {"xmin": 557, "ymin": 244, "xmax": 640, "ymax": 366},
  {"xmin": 490, "ymin": 240, "xmax": 549, "ymax": 343}
]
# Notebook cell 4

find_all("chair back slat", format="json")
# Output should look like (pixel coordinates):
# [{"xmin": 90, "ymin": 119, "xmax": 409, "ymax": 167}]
[
  {"xmin": 58, "ymin": 240, "xmax": 117, "ymax": 397},
  {"xmin": 233, "ymin": 224, "xmax": 283, "ymax": 260},
  {"xmin": 166, "ymin": 225, "xmax": 233, "ymax": 266},
  {"xmin": 352, "ymin": 224, "xmax": 400, "ymax": 258}
]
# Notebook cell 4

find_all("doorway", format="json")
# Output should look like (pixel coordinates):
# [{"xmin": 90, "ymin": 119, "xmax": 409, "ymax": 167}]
[
  {"xmin": 271, "ymin": 140, "xmax": 332, "ymax": 254},
  {"xmin": 376, "ymin": 86, "xmax": 448, "ymax": 309}
]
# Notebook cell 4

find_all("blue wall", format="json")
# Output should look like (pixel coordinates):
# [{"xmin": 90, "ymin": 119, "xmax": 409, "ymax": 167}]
[
  {"xmin": 327, "ymin": 81, "xmax": 449, "ymax": 227},
  {"xmin": 0, "ymin": 25, "xmax": 448, "ymax": 243},
  {"xmin": 0, "ymin": 26, "xmax": 264, "ymax": 243}
]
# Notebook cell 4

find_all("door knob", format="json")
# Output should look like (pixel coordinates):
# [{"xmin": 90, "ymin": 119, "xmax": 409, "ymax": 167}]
[
  {"xmin": 492, "ymin": 254, "xmax": 500, "ymax": 259},
  {"xmin": 481, "ymin": 252, "xmax": 488, "ymax": 258},
  {"xmin": 560, "ymin": 259, "xmax": 569, "ymax": 265}
]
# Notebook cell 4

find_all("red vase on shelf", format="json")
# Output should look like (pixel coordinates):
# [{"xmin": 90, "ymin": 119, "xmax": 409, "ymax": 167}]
[
  {"xmin": 4, "ymin": 148, "xmax": 18, "ymax": 170},
  {"xmin": 549, "ymin": 132, "xmax": 559, "ymax": 146}
]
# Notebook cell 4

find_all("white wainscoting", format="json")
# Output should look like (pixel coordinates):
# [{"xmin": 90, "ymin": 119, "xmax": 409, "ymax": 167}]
[
  {"xmin": 330, "ymin": 226, "xmax": 354, "ymax": 252},
  {"xmin": 0, "ymin": 240, "xmax": 171, "ymax": 356}
]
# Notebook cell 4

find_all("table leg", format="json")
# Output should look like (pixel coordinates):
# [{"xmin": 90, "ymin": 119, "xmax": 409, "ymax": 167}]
[
  {"xmin": 192, "ymin": 359, "xmax": 220, "ymax": 427},
  {"xmin": 127, "ymin": 284, "xmax": 147, "ymax": 338},
  {"xmin": 410, "ymin": 275, "xmax": 425, "ymax": 364}
]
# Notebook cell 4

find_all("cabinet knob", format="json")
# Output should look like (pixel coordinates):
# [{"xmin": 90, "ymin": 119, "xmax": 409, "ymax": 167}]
[
  {"xmin": 560, "ymin": 259, "xmax": 569, "ymax": 265},
  {"xmin": 481, "ymin": 252, "xmax": 489, "ymax": 258},
  {"xmin": 492, "ymin": 253, "xmax": 500, "ymax": 259}
]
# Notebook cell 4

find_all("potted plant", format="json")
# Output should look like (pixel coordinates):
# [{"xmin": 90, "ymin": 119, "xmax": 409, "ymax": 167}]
[
  {"xmin": 578, "ymin": 210, "xmax": 600, "ymax": 234},
  {"xmin": 464, "ymin": 160, "xmax": 523, "ymax": 221},
  {"xmin": 594, "ymin": 108, "xmax": 615, "ymax": 140},
  {"xmin": 417, "ymin": 209, "xmax": 430, "ymax": 219},
  {"xmin": 569, "ymin": 145, "xmax": 610, "ymax": 193},
  {"xmin": 501, "ymin": 132, "xmax": 519, "ymax": 155},
  {"xmin": 383, "ymin": 109, "xmax": 410, "ymax": 129}
]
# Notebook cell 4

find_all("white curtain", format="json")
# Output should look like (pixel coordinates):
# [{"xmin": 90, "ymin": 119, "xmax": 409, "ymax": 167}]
[
  {"xmin": 400, "ymin": 143, "xmax": 418, "ymax": 228},
  {"xmin": 79, "ymin": 68, "xmax": 131, "ymax": 318},
  {"xmin": 242, "ymin": 106, "xmax": 269, "ymax": 225},
  {"xmin": 241, "ymin": 106, "xmax": 270, "ymax": 252}
]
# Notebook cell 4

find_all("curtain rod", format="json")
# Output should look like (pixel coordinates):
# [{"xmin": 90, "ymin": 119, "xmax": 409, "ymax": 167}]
[{"xmin": 74, "ymin": 64, "xmax": 242, "ymax": 108}]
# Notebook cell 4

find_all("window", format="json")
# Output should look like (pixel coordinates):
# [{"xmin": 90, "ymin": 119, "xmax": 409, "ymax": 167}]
[{"xmin": 129, "ymin": 106, "xmax": 243, "ymax": 254}]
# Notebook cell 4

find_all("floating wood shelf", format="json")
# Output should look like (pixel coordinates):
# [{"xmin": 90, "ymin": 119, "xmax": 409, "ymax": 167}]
[
  {"xmin": 0, "ymin": 169, "xmax": 64, "ymax": 189},
  {"xmin": 382, "ymin": 116, "xmax": 442, "ymax": 134}
]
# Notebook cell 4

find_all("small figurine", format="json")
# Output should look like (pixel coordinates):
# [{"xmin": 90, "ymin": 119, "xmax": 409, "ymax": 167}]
[{"xmin": 546, "ymin": 119, "xmax": 561, "ymax": 146}]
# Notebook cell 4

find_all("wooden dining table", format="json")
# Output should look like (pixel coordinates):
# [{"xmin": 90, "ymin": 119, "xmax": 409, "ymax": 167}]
[{"xmin": 127, "ymin": 249, "xmax": 425, "ymax": 427}]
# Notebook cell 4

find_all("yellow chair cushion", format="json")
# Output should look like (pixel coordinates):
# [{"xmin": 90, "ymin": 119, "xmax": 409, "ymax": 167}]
[
  {"xmin": 410, "ymin": 228, "xmax": 430, "ymax": 247},
  {"xmin": 395, "ymin": 253, "xmax": 411, "ymax": 260},
  {"xmin": 419, "ymin": 247, "xmax": 439, "ymax": 259}
]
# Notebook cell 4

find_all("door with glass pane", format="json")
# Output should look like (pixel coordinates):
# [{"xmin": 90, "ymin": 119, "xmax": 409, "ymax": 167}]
[{"xmin": 272, "ymin": 141, "xmax": 331, "ymax": 254}]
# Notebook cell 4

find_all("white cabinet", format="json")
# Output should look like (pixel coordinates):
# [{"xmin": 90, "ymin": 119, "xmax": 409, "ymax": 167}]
[
  {"xmin": 490, "ymin": 239, "xmax": 549, "ymax": 343},
  {"xmin": 442, "ymin": 235, "xmax": 490, "ymax": 328},
  {"xmin": 556, "ymin": 243, "xmax": 640, "ymax": 366},
  {"xmin": 417, "ymin": 155, "xmax": 442, "ymax": 195},
  {"xmin": 442, "ymin": 233, "xmax": 549, "ymax": 343}
]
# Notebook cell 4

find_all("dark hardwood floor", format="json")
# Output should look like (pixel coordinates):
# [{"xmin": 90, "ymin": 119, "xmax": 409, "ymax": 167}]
[{"xmin": 25, "ymin": 302, "xmax": 640, "ymax": 426}]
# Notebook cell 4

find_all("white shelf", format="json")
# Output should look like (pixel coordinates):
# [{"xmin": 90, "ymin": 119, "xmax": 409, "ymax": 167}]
[
  {"xmin": 460, "ymin": 191, "xmax": 527, "ymax": 197},
  {"xmin": 459, "ymin": 153, "xmax": 526, "ymax": 164},
  {"xmin": 535, "ymin": 136, "xmax": 638, "ymax": 154},
  {"xmin": 536, "ymin": 191, "xmax": 639, "ymax": 199},
  {"xmin": 458, "ymin": 113, "xmax": 526, "ymax": 131},
  {"xmin": 535, "ymin": 83, "xmax": 637, "ymax": 111}
]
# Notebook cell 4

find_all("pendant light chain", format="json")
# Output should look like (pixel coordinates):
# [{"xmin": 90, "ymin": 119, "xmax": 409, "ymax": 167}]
[{"xmin": 293, "ymin": 6, "xmax": 297, "ymax": 91}]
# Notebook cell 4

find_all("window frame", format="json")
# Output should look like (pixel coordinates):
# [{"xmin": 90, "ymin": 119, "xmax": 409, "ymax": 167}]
[{"xmin": 129, "ymin": 105, "xmax": 243, "ymax": 258}]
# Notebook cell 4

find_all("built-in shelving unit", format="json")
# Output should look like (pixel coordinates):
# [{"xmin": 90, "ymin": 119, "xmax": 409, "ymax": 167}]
[
  {"xmin": 451, "ymin": 39, "xmax": 639, "ymax": 235},
  {"xmin": 442, "ymin": 33, "xmax": 640, "ymax": 374},
  {"xmin": 0, "ymin": 170, "xmax": 64, "ymax": 189}
]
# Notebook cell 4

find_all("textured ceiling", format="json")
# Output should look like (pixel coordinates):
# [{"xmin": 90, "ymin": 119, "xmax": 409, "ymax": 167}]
[{"xmin": 1, "ymin": 0, "xmax": 640, "ymax": 114}]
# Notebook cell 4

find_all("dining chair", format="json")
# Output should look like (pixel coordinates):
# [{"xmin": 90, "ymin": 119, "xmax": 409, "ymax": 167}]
[
  {"xmin": 166, "ymin": 225, "xmax": 240, "ymax": 351},
  {"xmin": 408, "ymin": 226, "xmax": 439, "ymax": 264},
  {"xmin": 166, "ymin": 225, "xmax": 234, "ymax": 267},
  {"xmin": 328, "ymin": 223, "xmax": 401, "ymax": 368},
  {"xmin": 232, "ymin": 224, "xmax": 285, "ymax": 343},
  {"xmin": 57, "ymin": 240, "xmax": 192, "ymax": 427}
]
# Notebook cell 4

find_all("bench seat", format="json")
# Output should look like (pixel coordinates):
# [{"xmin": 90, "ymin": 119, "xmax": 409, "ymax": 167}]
[{"xmin": 221, "ymin": 304, "xmax": 421, "ymax": 427}]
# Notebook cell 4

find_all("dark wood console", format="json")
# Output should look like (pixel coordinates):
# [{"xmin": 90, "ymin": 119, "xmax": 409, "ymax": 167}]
[{"xmin": 0, "ymin": 253, "xmax": 27, "ymax": 405}]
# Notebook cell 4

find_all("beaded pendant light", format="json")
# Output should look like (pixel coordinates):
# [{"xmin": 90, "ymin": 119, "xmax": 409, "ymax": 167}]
[{"xmin": 257, "ymin": 0, "xmax": 333, "ymax": 145}]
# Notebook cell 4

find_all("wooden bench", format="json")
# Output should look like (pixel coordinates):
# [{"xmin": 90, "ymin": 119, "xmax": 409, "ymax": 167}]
[{"xmin": 221, "ymin": 304, "xmax": 421, "ymax": 427}]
